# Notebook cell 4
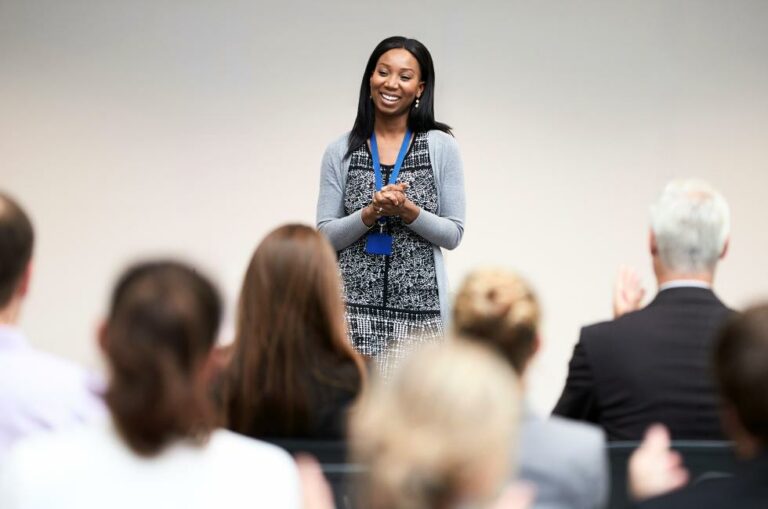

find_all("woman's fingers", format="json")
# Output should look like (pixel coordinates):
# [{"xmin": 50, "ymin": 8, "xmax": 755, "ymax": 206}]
[
  {"xmin": 382, "ymin": 182, "xmax": 409, "ymax": 193},
  {"xmin": 384, "ymin": 192, "xmax": 405, "ymax": 207},
  {"xmin": 372, "ymin": 183, "xmax": 409, "ymax": 217},
  {"xmin": 373, "ymin": 191, "xmax": 406, "ymax": 208},
  {"xmin": 373, "ymin": 191, "xmax": 395, "ymax": 206}
]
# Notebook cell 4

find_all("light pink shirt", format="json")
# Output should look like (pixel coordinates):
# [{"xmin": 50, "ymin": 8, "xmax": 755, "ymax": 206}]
[{"xmin": 0, "ymin": 325, "xmax": 106, "ymax": 458}]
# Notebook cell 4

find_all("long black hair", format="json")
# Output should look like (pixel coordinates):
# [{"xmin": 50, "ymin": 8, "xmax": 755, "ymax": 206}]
[{"xmin": 345, "ymin": 36, "xmax": 452, "ymax": 159}]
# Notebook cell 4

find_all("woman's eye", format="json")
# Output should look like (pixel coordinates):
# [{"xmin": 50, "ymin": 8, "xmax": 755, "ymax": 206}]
[
  {"xmin": 401, "ymin": 75, "xmax": 412, "ymax": 81},
  {"xmin": 378, "ymin": 70, "xmax": 388, "ymax": 76}
]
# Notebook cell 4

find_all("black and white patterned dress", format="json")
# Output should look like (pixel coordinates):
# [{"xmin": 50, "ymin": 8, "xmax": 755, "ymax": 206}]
[{"xmin": 338, "ymin": 132, "xmax": 444, "ymax": 376}]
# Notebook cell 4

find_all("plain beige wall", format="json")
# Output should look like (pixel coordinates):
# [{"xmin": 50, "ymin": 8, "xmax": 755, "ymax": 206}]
[{"xmin": 2, "ymin": 0, "xmax": 767, "ymax": 413}]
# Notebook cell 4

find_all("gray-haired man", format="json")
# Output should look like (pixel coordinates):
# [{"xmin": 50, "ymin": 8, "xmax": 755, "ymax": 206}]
[{"xmin": 553, "ymin": 179, "xmax": 732, "ymax": 441}]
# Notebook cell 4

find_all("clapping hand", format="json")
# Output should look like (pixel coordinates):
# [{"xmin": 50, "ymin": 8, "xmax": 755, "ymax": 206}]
[
  {"xmin": 628, "ymin": 424, "xmax": 689, "ymax": 501},
  {"xmin": 490, "ymin": 482, "xmax": 535, "ymax": 509},
  {"xmin": 296, "ymin": 454, "xmax": 335, "ymax": 509}
]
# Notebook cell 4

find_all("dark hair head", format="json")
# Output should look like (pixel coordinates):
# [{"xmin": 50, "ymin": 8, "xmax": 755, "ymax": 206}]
[
  {"xmin": 453, "ymin": 269, "xmax": 540, "ymax": 374},
  {"xmin": 225, "ymin": 224, "xmax": 365, "ymax": 437},
  {"xmin": 346, "ymin": 36, "xmax": 452, "ymax": 158},
  {"xmin": 104, "ymin": 261, "xmax": 222, "ymax": 456},
  {"xmin": 0, "ymin": 192, "xmax": 34, "ymax": 308},
  {"xmin": 715, "ymin": 304, "xmax": 768, "ymax": 444}
]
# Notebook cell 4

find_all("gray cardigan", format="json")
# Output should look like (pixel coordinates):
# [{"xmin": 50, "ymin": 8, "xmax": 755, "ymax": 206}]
[{"xmin": 316, "ymin": 130, "xmax": 466, "ymax": 325}]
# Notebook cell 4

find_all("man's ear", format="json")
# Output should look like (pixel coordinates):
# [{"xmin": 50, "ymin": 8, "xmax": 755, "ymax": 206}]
[
  {"xmin": 532, "ymin": 334, "xmax": 541, "ymax": 357},
  {"xmin": 96, "ymin": 320, "xmax": 108, "ymax": 354},
  {"xmin": 720, "ymin": 238, "xmax": 730, "ymax": 260},
  {"xmin": 16, "ymin": 261, "xmax": 32, "ymax": 298},
  {"xmin": 649, "ymin": 231, "xmax": 658, "ymax": 256}
]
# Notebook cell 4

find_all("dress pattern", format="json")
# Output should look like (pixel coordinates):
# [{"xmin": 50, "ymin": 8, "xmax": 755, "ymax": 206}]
[{"xmin": 338, "ymin": 132, "xmax": 443, "ymax": 377}]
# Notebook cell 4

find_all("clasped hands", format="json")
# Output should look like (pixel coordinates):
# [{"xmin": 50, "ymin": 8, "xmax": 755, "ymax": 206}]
[
  {"xmin": 372, "ymin": 182, "xmax": 409, "ymax": 217},
  {"xmin": 363, "ymin": 182, "xmax": 419, "ymax": 226}
]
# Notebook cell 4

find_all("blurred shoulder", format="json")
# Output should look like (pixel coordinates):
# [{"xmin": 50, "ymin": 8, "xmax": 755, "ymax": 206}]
[
  {"xmin": 519, "ymin": 415, "xmax": 607, "ymax": 508},
  {"xmin": 208, "ymin": 429, "xmax": 296, "ymax": 467},
  {"xmin": 207, "ymin": 430, "xmax": 300, "ymax": 504},
  {"xmin": 1, "ymin": 420, "xmax": 112, "ymax": 481},
  {"xmin": 546, "ymin": 414, "xmax": 605, "ymax": 448},
  {"xmin": 524, "ymin": 414, "xmax": 605, "ymax": 453},
  {"xmin": 581, "ymin": 306, "xmax": 651, "ymax": 344}
]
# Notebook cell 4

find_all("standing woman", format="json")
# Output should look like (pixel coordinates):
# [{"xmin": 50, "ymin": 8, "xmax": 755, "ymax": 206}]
[{"xmin": 317, "ymin": 36, "xmax": 465, "ymax": 375}]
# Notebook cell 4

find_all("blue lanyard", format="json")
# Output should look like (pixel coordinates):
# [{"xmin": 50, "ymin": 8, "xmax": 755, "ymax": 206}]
[{"xmin": 370, "ymin": 129, "xmax": 412, "ymax": 191}]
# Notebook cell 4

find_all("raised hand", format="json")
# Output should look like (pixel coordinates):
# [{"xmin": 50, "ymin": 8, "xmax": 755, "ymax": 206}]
[{"xmin": 613, "ymin": 265, "xmax": 645, "ymax": 318}]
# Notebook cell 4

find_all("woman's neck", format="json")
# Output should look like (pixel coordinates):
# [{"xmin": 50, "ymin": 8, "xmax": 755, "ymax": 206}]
[{"xmin": 374, "ymin": 112, "xmax": 409, "ymax": 140}]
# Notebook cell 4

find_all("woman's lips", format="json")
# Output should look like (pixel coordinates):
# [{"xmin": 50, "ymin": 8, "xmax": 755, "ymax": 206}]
[{"xmin": 380, "ymin": 92, "xmax": 400, "ymax": 104}]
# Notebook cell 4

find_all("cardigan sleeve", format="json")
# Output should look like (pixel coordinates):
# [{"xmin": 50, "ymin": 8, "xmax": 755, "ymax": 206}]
[
  {"xmin": 316, "ymin": 135, "xmax": 370, "ymax": 251},
  {"xmin": 406, "ymin": 131, "xmax": 466, "ymax": 250}
]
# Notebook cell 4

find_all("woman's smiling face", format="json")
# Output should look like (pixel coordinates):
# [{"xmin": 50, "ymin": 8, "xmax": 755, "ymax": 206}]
[{"xmin": 369, "ymin": 48, "xmax": 424, "ymax": 118}]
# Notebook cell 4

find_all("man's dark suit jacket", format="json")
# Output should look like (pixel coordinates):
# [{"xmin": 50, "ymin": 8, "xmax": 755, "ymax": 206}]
[
  {"xmin": 553, "ymin": 286, "xmax": 731, "ymax": 441},
  {"xmin": 640, "ymin": 452, "xmax": 768, "ymax": 509}
]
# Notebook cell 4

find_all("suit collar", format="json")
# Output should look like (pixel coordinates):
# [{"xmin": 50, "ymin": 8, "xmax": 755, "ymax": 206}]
[{"xmin": 647, "ymin": 286, "xmax": 724, "ymax": 308}]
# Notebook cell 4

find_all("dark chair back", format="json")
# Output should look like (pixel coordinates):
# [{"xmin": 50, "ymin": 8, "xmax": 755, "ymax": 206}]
[{"xmin": 607, "ymin": 441, "xmax": 737, "ymax": 509}]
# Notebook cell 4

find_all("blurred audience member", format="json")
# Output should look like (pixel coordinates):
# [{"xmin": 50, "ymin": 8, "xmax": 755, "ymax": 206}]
[
  {"xmin": 631, "ymin": 304, "xmax": 768, "ymax": 508},
  {"xmin": 455, "ymin": 268, "xmax": 608, "ymax": 509},
  {"xmin": 350, "ymin": 339, "xmax": 532, "ymax": 509},
  {"xmin": 0, "ymin": 191, "xmax": 104, "ymax": 458},
  {"xmin": 0, "ymin": 261, "xmax": 300, "ymax": 508},
  {"xmin": 223, "ymin": 224, "xmax": 365, "ymax": 439},
  {"xmin": 554, "ymin": 179, "xmax": 732, "ymax": 440}
]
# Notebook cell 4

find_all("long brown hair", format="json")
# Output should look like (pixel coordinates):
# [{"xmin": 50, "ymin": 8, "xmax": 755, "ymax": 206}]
[
  {"xmin": 104, "ymin": 261, "xmax": 221, "ymax": 456},
  {"xmin": 224, "ymin": 224, "xmax": 365, "ymax": 436}
]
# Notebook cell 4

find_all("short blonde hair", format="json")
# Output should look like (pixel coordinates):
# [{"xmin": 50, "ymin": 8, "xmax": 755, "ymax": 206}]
[
  {"xmin": 350, "ymin": 339, "xmax": 520, "ymax": 509},
  {"xmin": 453, "ymin": 268, "xmax": 540, "ymax": 374}
]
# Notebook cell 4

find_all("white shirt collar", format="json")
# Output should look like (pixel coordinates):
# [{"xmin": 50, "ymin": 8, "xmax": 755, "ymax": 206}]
[{"xmin": 658, "ymin": 279, "xmax": 712, "ymax": 292}]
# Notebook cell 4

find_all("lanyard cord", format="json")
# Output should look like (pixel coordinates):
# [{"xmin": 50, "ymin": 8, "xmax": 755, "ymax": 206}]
[
  {"xmin": 370, "ymin": 129, "xmax": 412, "ymax": 192},
  {"xmin": 370, "ymin": 129, "xmax": 412, "ymax": 228}
]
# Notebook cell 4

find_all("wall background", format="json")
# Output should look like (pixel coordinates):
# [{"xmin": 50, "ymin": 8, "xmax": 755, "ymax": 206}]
[{"xmin": 2, "ymin": 0, "xmax": 767, "ymax": 413}]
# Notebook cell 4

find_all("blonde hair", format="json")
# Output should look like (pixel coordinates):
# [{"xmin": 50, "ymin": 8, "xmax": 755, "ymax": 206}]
[
  {"xmin": 453, "ymin": 268, "xmax": 540, "ymax": 373},
  {"xmin": 350, "ymin": 339, "xmax": 521, "ymax": 509}
]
